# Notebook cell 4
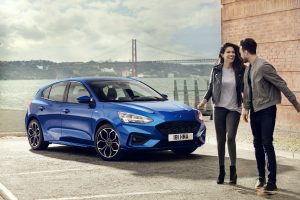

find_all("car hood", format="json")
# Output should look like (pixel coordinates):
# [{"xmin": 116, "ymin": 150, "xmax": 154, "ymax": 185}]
[{"xmin": 106, "ymin": 100, "xmax": 193, "ymax": 114}]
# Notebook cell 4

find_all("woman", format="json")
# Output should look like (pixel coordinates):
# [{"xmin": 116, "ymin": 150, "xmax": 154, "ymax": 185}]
[{"xmin": 197, "ymin": 43, "xmax": 244, "ymax": 184}]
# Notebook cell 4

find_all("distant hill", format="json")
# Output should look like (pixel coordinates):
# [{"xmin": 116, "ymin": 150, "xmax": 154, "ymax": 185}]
[{"xmin": 0, "ymin": 60, "xmax": 214, "ymax": 80}]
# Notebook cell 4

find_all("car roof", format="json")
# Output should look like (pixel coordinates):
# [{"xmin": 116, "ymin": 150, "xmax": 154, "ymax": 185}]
[
  {"xmin": 63, "ymin": 76, "xmax": 133, "ymax": 82},
  {"xmin": 40, "ymin": 77, "xmax": 137, "ymax": 89}
]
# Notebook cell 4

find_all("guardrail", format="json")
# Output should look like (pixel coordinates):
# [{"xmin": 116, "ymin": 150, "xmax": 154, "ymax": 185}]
[{"xmin": 173, "ymin": 79, "xmax": 213, "ymax": 118}]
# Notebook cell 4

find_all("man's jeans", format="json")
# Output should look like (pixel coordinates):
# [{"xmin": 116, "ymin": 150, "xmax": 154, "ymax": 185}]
[{"xmin": 250, "ymin": 105, "xmax": 277, "ymax": 183}]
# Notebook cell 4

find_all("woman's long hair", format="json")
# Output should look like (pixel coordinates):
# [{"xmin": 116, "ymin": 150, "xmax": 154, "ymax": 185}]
[{"xmin": 218, "ymin": 42, "xmax": 244, "ymax": 73}]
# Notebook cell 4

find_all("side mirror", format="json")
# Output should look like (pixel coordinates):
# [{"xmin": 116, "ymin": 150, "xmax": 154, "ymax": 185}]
[
  {"xmin": 77, "ymin": 96, "xmax": 91, "ymax": 104},
  {"xmin": 161, "ymin": 93, "xmax": 168, "ymax": 100},
  {"xmin": 89, "ymin": 97, "xmax": 96, "ymax": 108}
]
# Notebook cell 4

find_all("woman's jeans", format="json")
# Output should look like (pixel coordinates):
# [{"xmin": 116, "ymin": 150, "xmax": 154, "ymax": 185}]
[
  {"xmin": 250, "ymin": 105, "xmax": 277, "ymax": 184},
  {"xmin": 214, "ymin": 107, "xmax": 241, "ymax": 167}
]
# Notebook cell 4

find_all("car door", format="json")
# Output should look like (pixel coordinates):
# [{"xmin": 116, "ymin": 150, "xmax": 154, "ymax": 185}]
[
  {"xmin": 38, "ymin": 81, "xmax": 67, "ymax": 141},
  {"xmin": 61, "ymin": 81, "xmax": 94, "ymax": 145}
]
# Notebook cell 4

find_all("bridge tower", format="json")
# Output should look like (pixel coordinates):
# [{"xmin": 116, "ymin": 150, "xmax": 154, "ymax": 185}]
[{"xmin": 131, "ymin": 39, "xmax": 137, "ymax": 77}]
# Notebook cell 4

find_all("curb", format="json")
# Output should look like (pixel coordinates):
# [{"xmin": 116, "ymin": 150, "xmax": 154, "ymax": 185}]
[
  {"xmin": 205, "ymin": 137, "xmax": 300, "ymax": 160},
  {"xmin": 0, "ymin": 132, "xmax": 24, "ymax": 138},
  {"xmin": 0, "ymin": 183, "xmax": 18, "ymax": 200}
]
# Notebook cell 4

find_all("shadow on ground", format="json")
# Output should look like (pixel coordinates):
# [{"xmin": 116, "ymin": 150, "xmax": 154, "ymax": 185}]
[
  {"xmin": 30, "ymin": 146, "xmax": 299, "ymax": 200},
  {"xmin": 30, "ymin": 146, "xmax": 297, "ymax": 178}
]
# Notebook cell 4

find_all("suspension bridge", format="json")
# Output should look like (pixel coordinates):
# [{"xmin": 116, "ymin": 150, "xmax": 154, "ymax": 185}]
[{"xmin": 96, "ymin": 39, "xmax": 218, "ymax": 76}]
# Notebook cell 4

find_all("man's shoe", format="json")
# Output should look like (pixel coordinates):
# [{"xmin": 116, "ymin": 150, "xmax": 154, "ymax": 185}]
[
  {"xmin": 264, "ymin": 182, "xmax": 277, "ymax": 191},
  {"xmin": 255, "ymin": 178, "xmax": 266, "ymax": 189}
]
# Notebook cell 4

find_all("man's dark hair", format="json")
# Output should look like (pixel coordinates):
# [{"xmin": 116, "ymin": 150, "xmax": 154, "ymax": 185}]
[{"xmin": 240, "ymin": 38, "xmax": 257, "ymax": 54}]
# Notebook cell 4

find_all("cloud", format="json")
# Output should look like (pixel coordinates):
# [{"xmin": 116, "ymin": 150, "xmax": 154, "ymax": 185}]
[{"xmin": 0, "ymin": 0, "xmax": 220, "ymax": 61}]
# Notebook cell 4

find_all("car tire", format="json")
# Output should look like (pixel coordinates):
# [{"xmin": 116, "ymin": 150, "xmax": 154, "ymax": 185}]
[
  {"xmin": 94, "ymin": 124, "xmax": 123, "ymax": 161},
  {"xmin": 27, "ymin": 119, "xmax": 49, "ymax": 150},
  {"xmin": 171, "ymin": 147, "xmax": 197, "ymax": 155}
]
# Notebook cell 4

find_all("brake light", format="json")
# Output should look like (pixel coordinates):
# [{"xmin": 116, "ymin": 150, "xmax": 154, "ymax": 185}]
[{"xmin": 28, "ymin": 101, "xmax": 32, "ymax": 108}]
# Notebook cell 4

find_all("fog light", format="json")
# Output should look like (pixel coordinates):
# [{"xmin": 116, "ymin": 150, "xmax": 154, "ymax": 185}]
[{"xmin": 131, "ymin": 134, "xmax": 149, "ymax": 145}]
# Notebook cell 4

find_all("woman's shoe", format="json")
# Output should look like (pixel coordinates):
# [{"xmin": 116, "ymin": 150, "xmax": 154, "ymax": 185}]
[
  {"xmin": 229, "ymin": 165, "xmax": 237, "ymax": 184},
  {"xmin": 217, "ymin": 165, "xmax": 225, "ymax": 184}
]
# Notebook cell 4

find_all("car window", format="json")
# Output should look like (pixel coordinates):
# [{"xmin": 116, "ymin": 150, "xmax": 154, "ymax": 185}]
[
  {"xmin": 48, "ymin": 82, "xmax": 67, "ymax": 102},
  {"xmin": 116, "ymin": 88, "xmax": 126, "ymax": 98},
  {"xmin": 67, "ymin": 82, "xmax": 90, "ymax": 103},
  {"xmin": 129, "ymin": 84, "xmax": 148, "ymax": 97},
  {"xmin": 41, "ymin": 86, "xmax": 51, "ymax": 99},
  {"xmin": 88, "ymin": 80, "xmax": 165, "ymax": 102},
  {"xmin": 102, "ymin": 85, "xmax": 126, "ymax": 99}
]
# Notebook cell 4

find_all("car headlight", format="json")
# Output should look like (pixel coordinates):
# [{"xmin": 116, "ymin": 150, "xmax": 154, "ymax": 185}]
[{"xmin": 118, "ymin": 112, "xmax": 153, "ymax": 124}]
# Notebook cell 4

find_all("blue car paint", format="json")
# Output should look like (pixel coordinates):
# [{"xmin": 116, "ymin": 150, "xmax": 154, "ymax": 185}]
[{"xmin": 25, "ymin": 77, "xmax": 206, "ymax": 152}]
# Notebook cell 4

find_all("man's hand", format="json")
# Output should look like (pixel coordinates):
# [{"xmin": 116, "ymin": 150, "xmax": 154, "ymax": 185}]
[
  {"xmin": 242, "ymin": 108, "xmax": 249, "ymax": 123},
  {"xmin": 197, "ymin": 99, "xmax": 207, "ymax": 111},
  {"xmin": 295, "ymin": 103, "xmax": 300, "ymax": 113}
]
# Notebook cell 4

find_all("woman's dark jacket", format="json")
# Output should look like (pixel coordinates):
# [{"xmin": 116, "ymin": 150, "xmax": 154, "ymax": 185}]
[{"xmin": 204, "ymin": 64, "xmax": 245, "ymax": 107}]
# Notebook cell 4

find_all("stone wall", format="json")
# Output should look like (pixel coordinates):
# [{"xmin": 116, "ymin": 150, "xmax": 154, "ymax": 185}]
[{"xmin": 221, "ymin": 0, "xmax": 300, "ymax": 131}]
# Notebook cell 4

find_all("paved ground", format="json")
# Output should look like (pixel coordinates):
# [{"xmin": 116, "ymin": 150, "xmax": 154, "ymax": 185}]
[
  {"xmin": 0, "ymin": 137, "xmax": 299, "ymax": 200},
  {"xmin": 205, "ymin": 117, "xmax": 300, "ymax": 155}
]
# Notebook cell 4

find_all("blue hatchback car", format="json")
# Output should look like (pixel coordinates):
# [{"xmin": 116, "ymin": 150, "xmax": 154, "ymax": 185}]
[{"xmin": 25, "ymin": 77, "xmax": 206, "ymax": 160}]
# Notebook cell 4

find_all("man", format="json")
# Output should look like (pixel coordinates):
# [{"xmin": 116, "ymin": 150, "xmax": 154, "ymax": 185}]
[{"xmin": 239, "ymin": 38, "xmax": 300, "ymax": 191}]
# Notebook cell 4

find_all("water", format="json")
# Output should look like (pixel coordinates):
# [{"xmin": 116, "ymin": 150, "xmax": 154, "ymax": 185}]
[{"xmin": 0, "ymin": 77, "xmax": 209, "ymax": 110}]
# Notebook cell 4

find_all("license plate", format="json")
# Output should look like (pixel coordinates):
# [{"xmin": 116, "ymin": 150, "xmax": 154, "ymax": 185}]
[{"xmin": 168, "ymin": 133, "xmax": 193, "ymax": 142}]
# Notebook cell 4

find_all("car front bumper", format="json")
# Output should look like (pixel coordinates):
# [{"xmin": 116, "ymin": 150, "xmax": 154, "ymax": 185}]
[{"xmin": 117, "ymin": 120, "xmax": 206, "ymax": 151}]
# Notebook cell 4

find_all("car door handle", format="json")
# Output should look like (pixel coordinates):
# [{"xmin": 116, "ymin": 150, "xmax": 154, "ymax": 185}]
[
  {"xmin": 39, "ymin": 106, "xmax": 45, "ymax": 111},
  {"xmin": 63, "ymin": 108, "xmax": 70, "ymax": 114}
]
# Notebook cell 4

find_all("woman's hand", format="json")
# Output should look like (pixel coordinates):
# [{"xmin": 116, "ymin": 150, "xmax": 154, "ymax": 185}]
[
  {"xmin": 197, "ymin": 99, "xmax": 207, "ymax": 111},
  {"xmin": 242, "ymin": 108, "xmax": 249, "ymax": 122}
]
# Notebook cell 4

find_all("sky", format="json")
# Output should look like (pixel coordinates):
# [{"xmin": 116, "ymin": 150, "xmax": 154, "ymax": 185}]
[{"xmin": 0, "ymin": 0, "xmax": 221, "ymax": 62}]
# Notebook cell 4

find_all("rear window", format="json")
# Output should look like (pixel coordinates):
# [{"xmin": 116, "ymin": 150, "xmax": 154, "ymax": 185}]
[
  {"xmin": 48, "ymin": 82, "xmax": 67, "ymax": 102},
  {"xmin": 41, "ymin": 86, "xmax": 51, "ymax": 99}
]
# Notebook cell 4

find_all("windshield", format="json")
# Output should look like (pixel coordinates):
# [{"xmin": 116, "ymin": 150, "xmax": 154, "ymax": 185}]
[{"xmin": 87, "ymin": 80, "xmax": 166, "ymax": 102}]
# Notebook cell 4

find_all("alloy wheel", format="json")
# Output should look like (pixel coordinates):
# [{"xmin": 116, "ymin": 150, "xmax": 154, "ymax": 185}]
[
  {"xmin": 96, "ymin": 128, "xmax": 120, "ymax": 159},
  {"xmin": 28, "ymin": 121, "xmax": 41, "ymax": 148}
]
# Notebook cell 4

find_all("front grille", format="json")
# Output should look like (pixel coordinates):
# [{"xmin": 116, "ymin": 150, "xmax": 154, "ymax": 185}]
[{"xmin": 156, "ymin": 121, "xmax": 200, "ymax": 135}]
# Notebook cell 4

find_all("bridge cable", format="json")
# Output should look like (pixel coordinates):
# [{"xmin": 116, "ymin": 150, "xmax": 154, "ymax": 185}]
[{"xmin": 137, "ymin": 40, "xmax": 201, "ymax": 59}]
